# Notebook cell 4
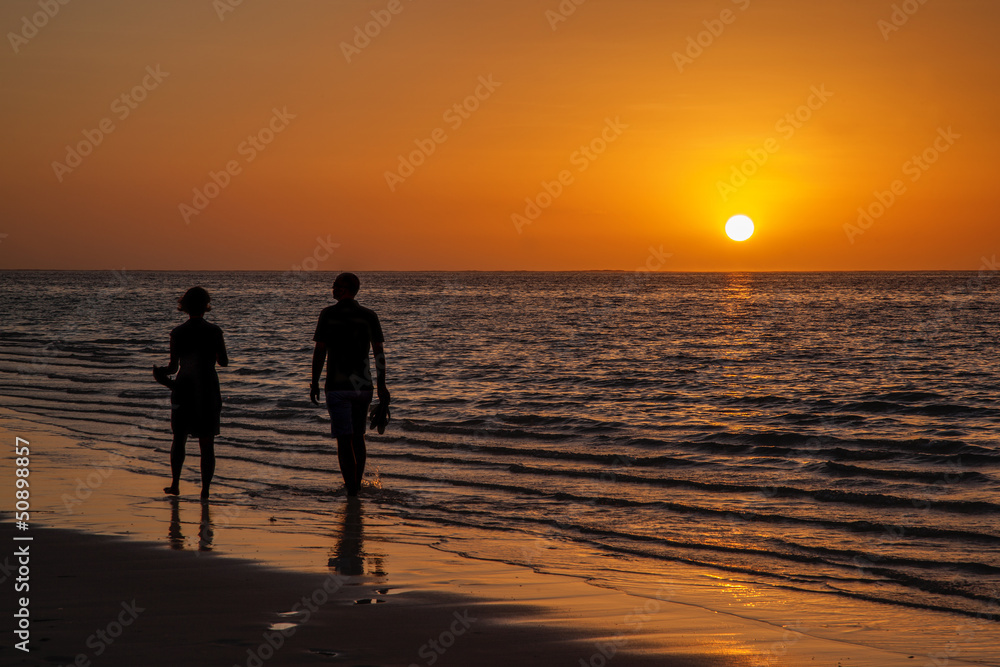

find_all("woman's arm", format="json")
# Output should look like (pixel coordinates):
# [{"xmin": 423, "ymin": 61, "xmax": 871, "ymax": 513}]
[
  {"xmin": 152, "ymin": 332, "xmax": 179, "ymax": 388},
  {"xmin": 165, "ymin": 333, "xmax": 180, "ymax": 374},
  {"xmin": 217, "ymin": 330, "xmax": 229, "ymax": 368}
]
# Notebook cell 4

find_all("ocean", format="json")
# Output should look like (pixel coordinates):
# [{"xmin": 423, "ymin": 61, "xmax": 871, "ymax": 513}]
[{"xmin": 2, "ymin": 270, "xmax": 999, "ymax": 644}]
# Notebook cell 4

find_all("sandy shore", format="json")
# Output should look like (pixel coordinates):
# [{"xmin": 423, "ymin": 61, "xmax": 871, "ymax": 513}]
[
  {"xmin": 4, "ymin": 519, "xmax": 941, "ymax": 667},
  {"xmin": 4, "ymin": 522, "xmax": 740, "ymax": 667},
  {"xmin": 1, "ymin": 410, "xmax": 987, "ymax": 666}
]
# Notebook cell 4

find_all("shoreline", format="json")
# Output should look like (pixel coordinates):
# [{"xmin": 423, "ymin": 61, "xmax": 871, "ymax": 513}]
[
  {"xmin": 4, "ymin": 522, "xmax": 739, "ymax": 667},
  {"xmin": 1, "ymin": 408, "xmax": 995, "ymax": 665},
  {"xmin": 2, "ymin": 521, "xmax": 938, "ymax": 667}
]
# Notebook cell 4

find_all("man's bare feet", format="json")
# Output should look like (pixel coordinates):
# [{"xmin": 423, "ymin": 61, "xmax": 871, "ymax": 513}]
[{"xmin": 164, "ymin": 485, "xmax": 179, "ymax": 495}]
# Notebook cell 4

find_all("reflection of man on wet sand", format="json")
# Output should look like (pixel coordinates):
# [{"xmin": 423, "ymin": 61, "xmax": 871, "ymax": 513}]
[
  {"xmin": 310, "ymin": 273, "xmax": 390, "ymax": 497},
  {"xmin": 328, "ymin": 498, "xmax": 385, "ymax": 577}
]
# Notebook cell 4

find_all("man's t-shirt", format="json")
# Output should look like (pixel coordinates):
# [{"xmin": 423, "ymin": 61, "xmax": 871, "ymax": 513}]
[{"xmin": 313, "ymin": 299, "xmax": 384, "ymax": 390}]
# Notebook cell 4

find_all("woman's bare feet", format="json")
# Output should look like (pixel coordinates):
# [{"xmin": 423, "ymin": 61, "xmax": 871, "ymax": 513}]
[{"xmin": 164, "ymin": 485, "xmax": 180, "ymax": 495}]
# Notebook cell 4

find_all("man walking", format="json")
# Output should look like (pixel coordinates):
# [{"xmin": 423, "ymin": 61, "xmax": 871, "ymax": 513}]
[{"xmin": 310, "ymin": 273, "xmax": 389, "ymax": 497}]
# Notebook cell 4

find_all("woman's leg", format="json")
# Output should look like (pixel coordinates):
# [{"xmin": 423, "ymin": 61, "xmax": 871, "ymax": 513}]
[
  {"xmin": 198, "ymin": 435, "xmax": 216, "ymax": 499},
  {"xmin": 164, "ymin": 433, "xmax": 187, "ymax": 494}
]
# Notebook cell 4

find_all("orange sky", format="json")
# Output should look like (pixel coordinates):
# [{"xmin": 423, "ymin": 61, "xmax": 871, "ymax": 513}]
[{"xmin": 1, "ymin": 0, "xmax": 998, "ymax": 270}]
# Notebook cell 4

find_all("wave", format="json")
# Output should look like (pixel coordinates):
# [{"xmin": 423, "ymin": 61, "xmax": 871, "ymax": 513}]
[
  {"xmin": 503, "ymin": 462, "xmax": 998, "ymax": 514},
  {"xmin": 45, "ymin": 373, "xmax": 117, "ymax": 384},
  {"xmin": 388, "ymin": 500, "xmax": 999, "ymax": 620},
  {"xmin": 232, "ymin": 367, "xmax": 281, "ymax": 376},
  {"xmin": 400, "ymin": 420, "xmax": 573, "ymax": 440},
  {"xmin": 391, "ymin": 436, "xmax": 710, "ymax": 467},
  {"xmin": 821, "ymin": 461, "xmax": 989, "ymax": 483},
  {"xmin": 839, "ymin": 400, "xmax": 994, "ymax": 418}
]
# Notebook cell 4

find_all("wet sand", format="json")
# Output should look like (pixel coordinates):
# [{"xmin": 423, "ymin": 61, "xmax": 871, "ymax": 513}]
[
  {"xmin": 7, "ymin": 523, "xmax": 739, "ymax": 666},
  {"xmin": 0, "ymin": 410, "xmax": 978, "ymax": 666},
  {"xmin": 5, "ymin": 520, "xmax": 939, "ymax": 667}
]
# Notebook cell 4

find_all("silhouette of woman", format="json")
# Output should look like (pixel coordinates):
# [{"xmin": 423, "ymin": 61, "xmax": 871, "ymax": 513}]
[{"xmin": 154, "ymin": 287, "xmax": 228, "ymax": 499}]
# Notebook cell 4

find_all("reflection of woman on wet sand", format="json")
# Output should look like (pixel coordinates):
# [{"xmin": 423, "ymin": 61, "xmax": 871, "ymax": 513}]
[
  {"xmin": 154, "ymin": 287, "xmax": 228, "ymax": 500},
  {"xmin": 167, "ymin": 497, "xmax": 214, "ymax": 551}
]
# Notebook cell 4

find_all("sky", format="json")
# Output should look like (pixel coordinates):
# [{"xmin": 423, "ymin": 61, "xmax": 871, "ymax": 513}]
[{"xmin": 1, "ymin": 0, "xmax": 998, "ymax": 271}]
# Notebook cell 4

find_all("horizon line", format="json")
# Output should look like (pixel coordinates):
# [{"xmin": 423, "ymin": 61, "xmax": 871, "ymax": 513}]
[{"xmin": 0, "ymin": 268, "xmax": 992, "ymax": 274}]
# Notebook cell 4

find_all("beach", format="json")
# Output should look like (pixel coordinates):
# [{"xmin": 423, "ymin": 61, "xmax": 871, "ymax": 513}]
[
  {"xmin": 2, "ymin": 270, "xmax": 1000, "ymax": 665},
  {"xmin": 2, "ymin": 408, "xmax": 992, "ymax": 666}
]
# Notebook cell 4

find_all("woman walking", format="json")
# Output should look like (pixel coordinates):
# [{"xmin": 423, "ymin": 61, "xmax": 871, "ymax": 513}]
[{"xmin": 154, "ymin": 286, "xmax": 228, "ymax": 499}]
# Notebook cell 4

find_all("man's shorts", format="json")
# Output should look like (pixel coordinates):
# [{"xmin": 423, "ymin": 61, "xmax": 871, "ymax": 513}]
[{"xmin": 325, "ymin": 389, "xmax": 373, "ymax": 437}]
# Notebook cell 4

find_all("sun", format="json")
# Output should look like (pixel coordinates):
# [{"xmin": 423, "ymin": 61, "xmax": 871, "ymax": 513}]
[{"xmin": 725, "ymin": 215, "xmax": 755, "ymax": 242}]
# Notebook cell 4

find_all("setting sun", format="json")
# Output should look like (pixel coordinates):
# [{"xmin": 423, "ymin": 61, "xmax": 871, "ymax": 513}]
[{"xmin": 725, "ymin": 215, "xmax": 755, "ymax": 242}]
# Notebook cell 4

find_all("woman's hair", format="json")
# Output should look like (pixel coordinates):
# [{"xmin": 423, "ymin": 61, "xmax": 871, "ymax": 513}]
[{"xmin": 178, "ymin": 286, "xmax": 212, "ymax": 316}]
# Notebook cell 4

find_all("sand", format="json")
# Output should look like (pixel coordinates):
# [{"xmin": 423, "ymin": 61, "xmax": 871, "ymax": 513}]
[{"xmin": 1, "ymin": 409, "xmax": 988, "ymax": 666}]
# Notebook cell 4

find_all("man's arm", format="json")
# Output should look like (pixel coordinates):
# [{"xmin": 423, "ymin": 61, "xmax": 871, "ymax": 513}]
[
  {"xmin": 310, "ymin": 341, "xmax": 326, "ymax": 405},
  {"xmin": 372, "ymin": 341, "xmax": 389, "ymax": 402}
]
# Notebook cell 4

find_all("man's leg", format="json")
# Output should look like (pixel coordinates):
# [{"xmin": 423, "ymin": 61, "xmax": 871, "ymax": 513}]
[
  {"xmin": 351, "ymin": 432, "xmax": 366, "ymax": 492},
  {"xmin": 336, "ymin": 434, "xmax": 360, "ymax": 496},
  {"xmin": 328, "ymin": 391, "xmax": 358, "ymax": 495},
  {"xmin": 349, "ymin": 392, "xmax": 372, "ymax": 492}
]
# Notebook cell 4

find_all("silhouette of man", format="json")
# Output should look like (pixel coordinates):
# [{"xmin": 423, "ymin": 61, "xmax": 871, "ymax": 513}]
[{"xmin": 310, "ymin": 273, "xmax": 389, "ymax": 497}]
